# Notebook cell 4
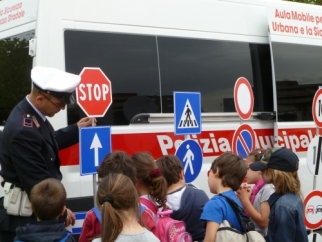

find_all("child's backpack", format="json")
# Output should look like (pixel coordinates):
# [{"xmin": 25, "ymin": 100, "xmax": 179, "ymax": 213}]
[
  {"xmin": 216, "ymin": 194, "xmax": 266, "ymax": 242},
  {"xmin": 140, "ymin": 198, "xmax": 193, "ymax": 242}
]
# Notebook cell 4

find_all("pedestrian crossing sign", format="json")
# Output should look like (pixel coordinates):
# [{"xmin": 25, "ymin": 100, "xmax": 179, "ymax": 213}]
[{"xmin": 174, "ymin": 92, "xmax": 201, "ymax": 135}]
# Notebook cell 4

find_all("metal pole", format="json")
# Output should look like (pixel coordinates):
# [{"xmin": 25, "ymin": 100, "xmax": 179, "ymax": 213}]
[
  {"xmin": 92, "ymin": 118, "xmax": 97, "ymax": 207},
  {"xmin": 313, "ymin": 135, "xmax": 322, "ymax": 191}
]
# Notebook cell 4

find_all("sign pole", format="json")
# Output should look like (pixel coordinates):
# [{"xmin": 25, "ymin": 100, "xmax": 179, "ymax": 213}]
[
  {"xmin": 92, "ymin": 120, "xmax": 97, "ymax": 207},
  {"xmin": 313, "ymin": 135, "xmax": 321, "ymax": 190}
]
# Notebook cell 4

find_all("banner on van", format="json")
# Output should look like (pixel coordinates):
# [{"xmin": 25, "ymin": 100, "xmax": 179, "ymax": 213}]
[
  {"xmin": 0, "ymin": 0, "xmax": 38, "ymax": 33},
  {"xmin": 267, "ymin": 5, "xmax": 322, "ymax": 44}
]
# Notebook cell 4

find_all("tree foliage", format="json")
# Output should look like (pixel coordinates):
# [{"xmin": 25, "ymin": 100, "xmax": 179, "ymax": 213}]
[
  {"xmin": 284, "ymin": 0, "xmax": 322, "ymax": 5},
  {"xmin": 0, "ymin": 38, "xmax": 32, "ymax": 124}
]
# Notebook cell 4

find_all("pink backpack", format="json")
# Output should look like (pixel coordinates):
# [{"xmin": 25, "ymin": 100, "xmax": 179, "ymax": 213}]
[{"xmin": 140, "ymin": 198, "xmax": 193, "ymax": 242}]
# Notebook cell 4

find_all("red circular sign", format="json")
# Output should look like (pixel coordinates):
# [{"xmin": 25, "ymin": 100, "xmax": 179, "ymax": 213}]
[
  {"xmin": 312, "ymin": 88, "xmax": 322, "ymax": 128},
  {"xmin": 303, "ymin": 190, "xmax": 322, "ymax": 229},
  {"xmin": 76, "ymin": 68, "xmax": 113, "ymax": 117},
  {"xmin": 234, "ymin": 77, "xmax": 254, "ymax": 120},
  {"xmin": 231, "ymin": 124, "xmax": 256, "ymax": 158}
]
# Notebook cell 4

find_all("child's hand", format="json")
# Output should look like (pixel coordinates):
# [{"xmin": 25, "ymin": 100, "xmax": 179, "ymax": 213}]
[
  {"xmin": 65, "ymin": 208, "xmax": 76, "ymax": 227},
  {"xmin": 237, "ymin": 184, "xmax": 252, "ymax": 202}
]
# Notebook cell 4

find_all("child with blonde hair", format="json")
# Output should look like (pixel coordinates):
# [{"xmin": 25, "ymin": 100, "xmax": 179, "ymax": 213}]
[
  {"xmin": 249, "ymin": 147, "xmax": 308, "ymax": 242},
  {"xmin": 237, "ymin": 148, "xmax": 275, "ymax": 236},
  {"xmin": 92, "ymin": 173, "xmax": 159, "ymax": 242},
  {"xmin": 132, "ymin": 152, "xmax": 167, "ymax": 235}
]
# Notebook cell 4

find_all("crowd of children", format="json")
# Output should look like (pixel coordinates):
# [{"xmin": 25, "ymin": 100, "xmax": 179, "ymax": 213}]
[{"xmin": 12, "ymin": 147, "xmax": 309, "ymax": 242}]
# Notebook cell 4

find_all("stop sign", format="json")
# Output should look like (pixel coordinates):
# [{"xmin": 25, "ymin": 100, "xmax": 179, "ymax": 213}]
[{"xmin": 76, "ymin": 68, "xmax": 112, "ymax": 117}]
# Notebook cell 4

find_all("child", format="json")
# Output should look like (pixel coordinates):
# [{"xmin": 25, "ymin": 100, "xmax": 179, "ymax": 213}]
[
  {"xmin": 156, "ymin": 155, "xmax": 209, "ymax": 241},
  {"xmin": 92, "ymin": 173, "xmax": 160, "ymax": 242},
  {"xmin": 79, "ymin": 151, "xmax": 137, "ymax": 242},
  {"xmin": 14, "ymin": 178, "xmax": 75, "ymax": 242},
  {"xmin": 201, "ymin": 152, "xmax": 247, "ymax": 242},
  {"xmin": 249, "ymin": 147, "xmax": 308, "ymax": 242},
  {"xmin": 237, "ymin": 149, "xmax": 275, "ymax": 236},
  {"xmin": 132, "ymin": 152, "xmax": 167, "ymax": 235}
]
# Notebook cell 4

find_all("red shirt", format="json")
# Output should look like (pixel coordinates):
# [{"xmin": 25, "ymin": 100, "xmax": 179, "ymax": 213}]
[{"xmin": 79, "ymin": 210, "xmax": 101, "ymax": 242}]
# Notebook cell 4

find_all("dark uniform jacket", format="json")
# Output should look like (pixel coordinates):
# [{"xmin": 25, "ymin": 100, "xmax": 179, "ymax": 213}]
[{"xmin": 0, "ymin": 98, "xmax": 78, "ymax": 232}]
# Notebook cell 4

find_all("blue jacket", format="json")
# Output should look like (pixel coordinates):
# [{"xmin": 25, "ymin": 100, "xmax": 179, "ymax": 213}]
[
  {"xmin": 266, "ymin": 192, "xmax": 308, "ymax": 242},
  {"xmin": 170, "ymin": 185, "xmax": 209, "ymax": 241},
  {"xmin": 14, "ymin": 220, "xmax": 75, "ymax": 242}
]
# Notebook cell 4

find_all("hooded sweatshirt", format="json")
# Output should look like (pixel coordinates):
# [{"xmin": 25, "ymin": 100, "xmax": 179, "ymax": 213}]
[
  {"xmin": 167, "ymin": 185, "xmax": 209, "ymax": 241},
  {"xmin": 14, "ymin": 220, "xmax": 75, "ymax": 242}
]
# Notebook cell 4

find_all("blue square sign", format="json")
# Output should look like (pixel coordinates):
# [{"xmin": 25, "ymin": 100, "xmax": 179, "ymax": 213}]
[
  {"xmin": 174, "ymin": 92, "xmax": 201, "ymax": 135},
  {"xmin": 79, "ymin": 126, "xmax": 111, "ymax": 175}
]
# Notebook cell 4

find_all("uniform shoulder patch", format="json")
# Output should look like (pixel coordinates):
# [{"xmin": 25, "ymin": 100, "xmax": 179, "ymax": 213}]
[
  {"xmin": 22, "ymin": 114, "xmax": 33, "ymax": 129},
  {"xmin": 32, "ymin": 115, "xmax": 40, "ymax": 128}
]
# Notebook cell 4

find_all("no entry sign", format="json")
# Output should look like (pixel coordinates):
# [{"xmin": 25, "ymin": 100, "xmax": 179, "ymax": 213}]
[
  {"xmin": 234, "ymin": 77, "xmax": 254, "ymax": 120},
  {"xmin": 76, "ymin": 68, "xmax": 112, "ymax": 117},
  {"xmin": 232, "ymin": 124, "xmax": 256, "ymax": 158}
]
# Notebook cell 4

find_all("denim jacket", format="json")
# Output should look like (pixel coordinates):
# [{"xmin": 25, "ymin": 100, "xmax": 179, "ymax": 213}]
[{"xmin": 265, "ymin": 192, "xmax": 308, "ymax": 242}]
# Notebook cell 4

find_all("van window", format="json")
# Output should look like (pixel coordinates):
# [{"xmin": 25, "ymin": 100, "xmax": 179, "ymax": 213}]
[
  {"xmin": 0, "ymin": 31, "xmax": 34, "ymax": 125},
  {"xmin": 272, "ymin": 42, "xmax": 322, "ymax": 122},
  {"xmin": 64, "ymin": 31, "xmax": 273, "ymax": 125}
]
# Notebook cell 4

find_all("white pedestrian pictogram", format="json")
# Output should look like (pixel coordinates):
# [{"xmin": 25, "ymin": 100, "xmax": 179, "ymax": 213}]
[
  {"xmin": 178, "ymin": 99, "xmax": 199, "ymax": 128},
  {"xmin": 183, "ymin": 144, "xmax": 194, "ymax": 175}
]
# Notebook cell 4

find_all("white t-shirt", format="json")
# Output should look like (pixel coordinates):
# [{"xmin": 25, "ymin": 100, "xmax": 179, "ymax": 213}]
[
  {"xmin": 166, "ymin": 186, "xmax": 186, "ymax": 211},
  {"xmin": 92, "ymin": 228, "xmax": 160, "ymax": 242},
  {"xmin": 252, "ymin": 183, "xmax": 275, "ymax": 236}
]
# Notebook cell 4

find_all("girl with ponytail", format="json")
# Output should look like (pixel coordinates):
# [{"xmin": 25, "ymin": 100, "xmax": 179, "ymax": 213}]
[
  {"xmin": 92, "ymin": 173, "xmax": 160, "ymax": 242},
  {"xmin": 132, "ymin": 152, "xmax": 167, "ymax": 235}
]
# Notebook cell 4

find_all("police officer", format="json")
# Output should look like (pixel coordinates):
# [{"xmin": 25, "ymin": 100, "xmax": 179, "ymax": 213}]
[{"xmin": 0, "ymin": 66, "xmax": 95, "ymax": 241}]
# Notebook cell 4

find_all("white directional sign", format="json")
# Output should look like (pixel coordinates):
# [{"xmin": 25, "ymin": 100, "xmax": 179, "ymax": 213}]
[
  {"xmin": 79, "ymin": 126, "xmax": 111, "ymax": 175},
  {"xmin": 307, "ymin": 136, "xmax": 322, "ymax": 176},
  {"xmin": 91, "ymin": 133, "xmax": 103, "ymax": 167}
]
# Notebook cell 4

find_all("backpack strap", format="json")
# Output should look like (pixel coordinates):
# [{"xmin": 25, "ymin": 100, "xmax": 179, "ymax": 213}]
[
  {"xmin": 92, "ymin": 207, "xmax": 102, "ymax": 224},
  {"xmin": 139, "ymin": 197, "xmax": 158, "ymax": 214},
  {"xmin": 218, "ymin": 194, "xmax": 255, "ymax": 233},
  {"xmin": 60, "ymin": 232, "xmax": 71, "ymax": 242},
  {"xmin": 139, "ymin": 204, "xmax": 146, "ymax": 215}
]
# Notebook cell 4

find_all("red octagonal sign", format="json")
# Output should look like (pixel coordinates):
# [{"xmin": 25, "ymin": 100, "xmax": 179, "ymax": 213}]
[{"xmin": 76, "ymin": 68, "xmax": 112, "ymax": 117}]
